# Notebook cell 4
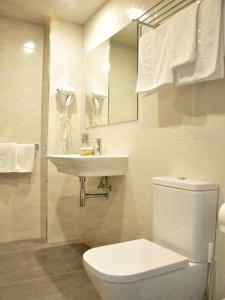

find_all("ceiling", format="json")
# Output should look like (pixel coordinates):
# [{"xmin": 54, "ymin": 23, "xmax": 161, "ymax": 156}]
[{"xmin": 0, "ymin": 0, "xmax": 108, "ymax": 25}]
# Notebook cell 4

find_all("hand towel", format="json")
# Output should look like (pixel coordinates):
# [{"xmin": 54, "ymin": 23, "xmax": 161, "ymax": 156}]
[
  {"xmin": 16, "ymin": 144, "xmax": 35, "ymax": 173},
  {"xmin": 0, "ymin": 143, "xmax": 17, "ymax": 173},
  {"xmin": 176, "ymin": 0, "xmax": 224, "ymax": 85},
  {"xmin": 170, "ymin": 1, "xmax": 200, "ymax": 69},
  {"xmin": 136, "ymin": 23, "xmax": 173, "ymax": 94}
]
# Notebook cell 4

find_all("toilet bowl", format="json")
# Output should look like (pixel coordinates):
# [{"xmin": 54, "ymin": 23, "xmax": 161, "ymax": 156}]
[
  {"xmin": 83, "ymin": 239, "xmax": 208, "ymax": 300},
  {"xmin": 83, "ymin": 177, "xmax": 217, "ymax": 300}
]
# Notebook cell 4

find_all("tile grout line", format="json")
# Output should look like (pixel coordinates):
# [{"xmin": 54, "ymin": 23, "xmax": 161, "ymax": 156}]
[{"xmin": 0, "ymin": 268, "xmax": 85, "ymax": 289}]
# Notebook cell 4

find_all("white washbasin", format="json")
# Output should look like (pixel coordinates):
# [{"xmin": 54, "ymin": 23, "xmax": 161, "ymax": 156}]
[{"xmin": 47, "ymin": 154, "xmax": 128, "ymax": 177}]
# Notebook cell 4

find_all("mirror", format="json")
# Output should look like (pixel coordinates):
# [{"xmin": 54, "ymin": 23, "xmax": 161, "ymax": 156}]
[{"xmin": 85, "ymin": 22, "xmax": 138, "ymax": 128}]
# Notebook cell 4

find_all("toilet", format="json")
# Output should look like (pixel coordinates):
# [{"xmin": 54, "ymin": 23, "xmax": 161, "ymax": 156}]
[{"xmin": 83, "ymin": 176, "xmax": 218, "ymax": 300}]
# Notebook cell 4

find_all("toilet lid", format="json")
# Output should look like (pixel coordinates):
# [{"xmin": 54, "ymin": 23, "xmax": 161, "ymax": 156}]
[{"xmin": 83, "ymin": 239, "xmax": 189, "ymax": 283}]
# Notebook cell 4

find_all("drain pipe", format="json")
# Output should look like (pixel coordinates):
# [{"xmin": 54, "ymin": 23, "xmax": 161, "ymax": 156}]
[
  {"xmin": 79, "ymin": 176, "xmax": 110, "ymax": 207},
  {"xmin": 79, "ymin": 177, "xmax": 86, "ymax": 208}
]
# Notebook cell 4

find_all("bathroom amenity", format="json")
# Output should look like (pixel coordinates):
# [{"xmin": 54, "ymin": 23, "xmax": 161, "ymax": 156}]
[
  {"xmin": 136, "ymin": 23, "xmax": 173, "ymax": 93},
  {"xmin": 80, "ymin": 135, "xmax": 102, "ymax": 156},
  {"xmin": 136, "ymin": 2, "xmax": 199, "ymax": 92},
  {"xmin": 0, "ymin": 143, "xmax": 18, "ymax": 173},
  {"xmin": 56, "ymin": 87, "xmax": 75, "ymax": 110},
  {"xmin": 176, "ymin": 0, "xmax": 224, "ymax": 85},
  {"xmin": 170, "ymin": 1, "xmax": 199, "ymax": 69},
  {"xmin": 83, "ymin": 176, "xmax": 218, "ymax": 300},
  {"xmin": 135, "ymin": 0, "xmax": 224, "ymax": 93},
  {"xmin": 136, "ymin": 1, "xmax": 199, "ymax": 93},
  {"xmin": 16, "ymin": 144, "xmax": 36, "ymax": 173},
  {"xmin": 0, "ymin": 143, "xmax": 35, "ymax": 173},
  {"xmin": 80, "ymin": 145, "xmax": 94, "ymax": 156}
]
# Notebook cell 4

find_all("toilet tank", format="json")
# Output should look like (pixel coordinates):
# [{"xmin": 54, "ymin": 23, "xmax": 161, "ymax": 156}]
[{"xmin": 153, "ymin": 177, "xmax": 218, "ymax": 263}]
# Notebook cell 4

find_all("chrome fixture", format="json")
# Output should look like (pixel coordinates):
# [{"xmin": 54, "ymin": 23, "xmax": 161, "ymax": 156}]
[
  {"xmin": 98, "ymin": 176, "xmax": 111, "ymax": 191},
  {"xmin": 56, "ymin": 87, "xmax": 75, "ymax": 109},
  {"xmin": 81, "ymin": 133, "xmax": 89, "ymax": 145},
  {"xmin": 79, "ymin": 176, "xmax": 111, "ymax": 207},
  {"xmin": 133, "ymin": 0, "xmax": 199, "ymax": 35},
  {"xmin": 96, "ymin": 138, "xmax": 102, "ymax": 156},
  {"xmin": 34, "ymin": 143, "xmax": 39, "ymax": 158}
]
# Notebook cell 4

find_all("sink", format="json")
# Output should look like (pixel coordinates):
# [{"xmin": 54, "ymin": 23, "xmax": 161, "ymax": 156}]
[{"xmin": 47, "ymin": 154, "xmax": 128, "ymax": 177}]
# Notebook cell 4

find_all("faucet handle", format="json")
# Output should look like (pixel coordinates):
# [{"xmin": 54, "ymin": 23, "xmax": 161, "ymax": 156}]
[
  {"xmin": 81, "ymin": 133, "xmax": 89, "ymax": 144},
  {"xmin": 96, "ymin": 138, "xmax": 102, "ymax": 156}
]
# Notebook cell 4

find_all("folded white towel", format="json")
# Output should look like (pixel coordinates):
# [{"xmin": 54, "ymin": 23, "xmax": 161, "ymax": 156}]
[
  {"xmin": 0, "ymin": 143, "xmax": 17, "ymax": 173},
  {"xmin": 176, "ymin": 0, "xmax": 224, "ymax": 85},
  {"xmin": 136, "ymin": 23, "xmax": 173, "ymax": 94},
  {"xmin": 170, "ymin": 2, "xmax": 200, "ymax": 69},
  {"xmin": 16, "ymin": 144, "xmax": 35, "ymax": 173}
]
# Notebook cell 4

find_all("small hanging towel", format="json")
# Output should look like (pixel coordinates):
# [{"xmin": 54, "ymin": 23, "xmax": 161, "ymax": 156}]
[
  {"xmin": 16, "ymin": 144, "xmax": 35, "ymax": 173},
  {"xmin": 176, "ymin": 0, "xmax": 224, "ymax": 85},
  {"xmin": 170, "ymin": 1, "xmax": 200, "ymax": 69},
  {"xmin": 0, "ymin": 143, "xmax": 17, "ymax": 173},
  {"xmin": 136, "ymin": 23, "xmax": 174, "ymax": 94}
]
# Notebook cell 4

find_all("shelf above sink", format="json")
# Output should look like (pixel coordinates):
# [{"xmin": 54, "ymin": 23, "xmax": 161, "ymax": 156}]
[{"xmin": 47, "ymin": 154, "xmax": 128, "ymax": 177}]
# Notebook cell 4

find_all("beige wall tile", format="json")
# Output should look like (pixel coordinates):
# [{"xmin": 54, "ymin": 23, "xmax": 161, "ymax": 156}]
[
  {"xmin": 0, "ymin": 16, "xmax": 44, "ymax": 242},
  {"xmin": 82, "ymin": 1, "xmax": 225, "ymax": 298}
]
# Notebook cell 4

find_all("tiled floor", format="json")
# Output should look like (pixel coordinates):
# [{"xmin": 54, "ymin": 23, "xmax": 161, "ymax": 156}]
[{"xmin": 0, "ymin": 239, "xmax": 100, "ymax": 300}]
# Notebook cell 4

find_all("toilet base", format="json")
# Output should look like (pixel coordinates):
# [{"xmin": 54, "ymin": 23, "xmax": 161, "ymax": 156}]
[{"xmin": 85, "ymin": 262, "xmax": 208, "ymax": 300}]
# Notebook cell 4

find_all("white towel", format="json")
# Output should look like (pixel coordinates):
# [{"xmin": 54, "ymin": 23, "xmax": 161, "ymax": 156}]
[
  {"xmin": 136, "ymin": 23, "xmax": 173, "ymax": 94},
  {"xmin": 16, "ymin": 144, "xmax": 35, "ymax": 173},
  {"xmin": 170, "ymin": 2, "xmax": 200, "ymax": 69},
  {"xmin": 0, "ymin": 143, "xmax": 17, "ymax": 173},
  {"xmin": 176, "ymin": 0, "xmax": 224, "ymax": 85}
]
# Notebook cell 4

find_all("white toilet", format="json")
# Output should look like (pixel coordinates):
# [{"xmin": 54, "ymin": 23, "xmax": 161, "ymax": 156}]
[{"xmin": 83, "ymin": 177, "xmax": 218, "ymax": 300}]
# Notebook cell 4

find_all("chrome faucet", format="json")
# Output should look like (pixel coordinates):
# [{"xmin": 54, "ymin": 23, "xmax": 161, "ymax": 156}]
[{"xmin": 96, "ymin": 138, "xmax": 102, "ymax": 155}]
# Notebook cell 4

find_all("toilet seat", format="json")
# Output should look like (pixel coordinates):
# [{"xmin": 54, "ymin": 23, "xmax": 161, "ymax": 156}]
[{"xmin": 83, "ymin": 239, "xmax": 189, "ymax": 283}]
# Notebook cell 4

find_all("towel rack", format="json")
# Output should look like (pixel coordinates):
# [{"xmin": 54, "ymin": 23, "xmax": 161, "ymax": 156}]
[{"xmin": 133, "ymin": 0, "xmax": 199, "ymax": 34}]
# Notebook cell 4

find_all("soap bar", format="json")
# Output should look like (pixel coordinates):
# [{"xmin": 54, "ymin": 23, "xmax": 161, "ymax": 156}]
[{"xmin": 80, "ymin": 146, "xmax": 94, "ymax": 156}]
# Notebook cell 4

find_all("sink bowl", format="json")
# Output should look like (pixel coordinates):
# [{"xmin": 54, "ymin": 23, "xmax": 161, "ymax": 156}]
[{"xmin": 47, "ymin": 154, "xmax": 128, "ymax": 177}]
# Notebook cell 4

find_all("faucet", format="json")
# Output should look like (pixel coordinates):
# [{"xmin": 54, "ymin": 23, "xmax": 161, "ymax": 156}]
[{"xmin": 96, "ymin": 138, "xmax": 102, "ymax": 155}]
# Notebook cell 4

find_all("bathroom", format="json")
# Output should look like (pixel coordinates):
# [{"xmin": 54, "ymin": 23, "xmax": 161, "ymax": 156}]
[{"xmin": 0, "ymin": 0, "xmax": 225, "ymax": 299}]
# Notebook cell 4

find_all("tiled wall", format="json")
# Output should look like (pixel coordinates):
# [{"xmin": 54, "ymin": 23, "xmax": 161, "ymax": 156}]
[
  {"xmin": 0, "ymin": 17, "xmax": 44, "ymax": 241},
  {"xmin": 47, "ymin": 18, "xmax": 84, "ymax": 243},
  {"xmin": 82, "ymin": 0, "xmax": 225, "ymax": 299},
  {"xmin": 2, "ymin": 3, "xmax": 224, "ymax": 299}
]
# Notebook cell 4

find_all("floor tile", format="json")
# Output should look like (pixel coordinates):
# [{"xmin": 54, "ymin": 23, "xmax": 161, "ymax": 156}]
[
  {"xmin": 0, "ymin": 240, "xmax": 100, "ymax": 300},
  {"xmin": 20, "ymin": 244, "xmax": 84, "ymax": 279},
  {"xmin": 35, "ymin": 270, "xmax": 95, "ymax": 300},
  {"xmin": 0, "ymin": 281, "xmax": 45, "ymax": 300},
  {"xmin": 0, "ymin": 241, "xmax": 18, "ymax": 255},
  {"xmin": 0, "ymin": 252, "xmax": 28, "ymax": 285}
]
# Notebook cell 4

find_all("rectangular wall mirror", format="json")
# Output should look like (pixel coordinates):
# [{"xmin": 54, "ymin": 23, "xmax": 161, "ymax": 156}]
[{"xmin": 85, "ymin": 22, "xmax": 138, "ymax": 128}]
